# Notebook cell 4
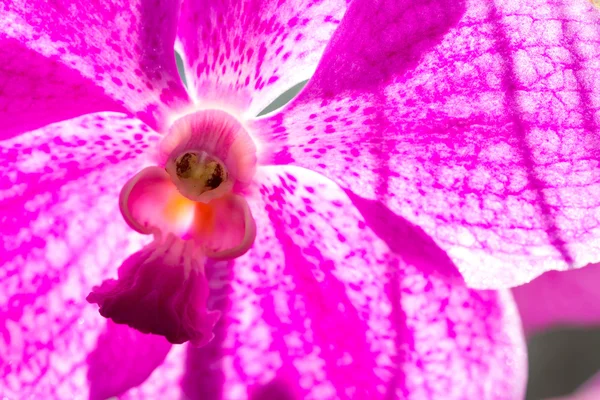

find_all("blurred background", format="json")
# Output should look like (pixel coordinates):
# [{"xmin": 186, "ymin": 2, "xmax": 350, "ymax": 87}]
[
  {"xmin": 527, "ymin": 328, "xmax": 600, "ymax": 399},
  {"xmin": 174, "ymin": 53, "xmax": 600, "ymax": 400}
]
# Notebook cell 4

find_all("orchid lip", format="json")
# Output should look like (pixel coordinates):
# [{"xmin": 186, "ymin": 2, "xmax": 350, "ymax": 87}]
[
  {"xmin": 87, "ymin": 231, "xmax": 220, "ymax": 346},
  {"xmin": 119, "ymin": 166, "xmax": 257, "ymax": 260},
  {"xmin": 119, "ymin": 166, "xmax": 174, "ymax": 235},
  {"xmin": 203, "ymin": 194, "xmax": 257, "ymax": 260}
]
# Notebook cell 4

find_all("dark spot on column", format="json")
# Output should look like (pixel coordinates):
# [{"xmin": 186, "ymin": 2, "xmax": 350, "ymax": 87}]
[
  {"xmin": 206, "ymin": 163, "xmax": 224, "ymax": 189},
  {"xmin": 176, "ymin": 153, "xmax": 193, "ymax": 178}
]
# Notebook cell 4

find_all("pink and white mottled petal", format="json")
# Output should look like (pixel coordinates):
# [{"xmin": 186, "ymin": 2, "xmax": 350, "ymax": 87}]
[
  {"xmin": 512, "ymin": 263, "xmax": 600, "ymax": 335},
  {"xmin": 120, "ymin": 343, "xmax": 186, "ymax": 399},
  {"xmin": 180, "ymin": 260, "xmax": 234, "ymax": 399},
  {"xmin": 254, "ymin": 0, "xmax": 600, "ymax": 289},
  {"xmin": 87, "ymin": 321, "xmax": 172, "ymax": 400},
  {"xmin": 0, "ymin": 38, "xmax": 125, "ymax": 140},
  {"xmin": 181, "ymin": 166, "xmax": 526, "ymax": 399},
  {"xmin": 176, "ymin": 0, "xmax": 349, "ymax": 117},
  {"xmin": 1, "ymin": 0, "xmax": 192, "ymax": 132},
  {"xmin": 0, "ymin": 113, "xmax": 156, "ymax": 397}
]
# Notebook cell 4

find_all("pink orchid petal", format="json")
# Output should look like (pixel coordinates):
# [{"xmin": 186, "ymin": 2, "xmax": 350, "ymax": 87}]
[
  {"xmin": 87, "ymin": 321, "xmax": 172, "ymax": 400},
  {"xmin": 181, "ymin": 166, "xmax": 527, "ymax": 399},
  {"xmin": 2, "ymin": 0, "xmax": 192, "ymax": 132},
  {"xmin": 512, "ymin": 263, "xmax": 600, "ymax": 335},
  {"xmin": 87, "ymin": 234, "xmax": 221, "ymax": 346},
  {"xmin": 253, "ymin": 0, "xmax": 600, "ymax": 289},
  {"xmin": 176, "ymin": 0, "xmax": 349, "ymax": 116},
  {"xmin": 119, "ymin": 343, "xmax": 186, "ymax": 399},
  {"xmin": 0, "ymin": 38, "xmax": 125, "ymax": 140},
  {"xmin": 0, "ymin": 113, "xmax": 157, "ymax": 397}
]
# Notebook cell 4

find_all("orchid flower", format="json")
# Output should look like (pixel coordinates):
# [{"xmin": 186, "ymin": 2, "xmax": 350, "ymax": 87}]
[{"xmin": 1, "ymin": 0, "xmax": 599, "ymax": 398}]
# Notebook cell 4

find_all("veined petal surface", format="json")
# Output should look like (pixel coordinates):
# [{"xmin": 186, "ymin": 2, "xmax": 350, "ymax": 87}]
[
  {"xmin": 1, "ymin": 0, "xmax": 192, "ymax": 132},
  {"xmin": 180, "ymin": 167, "xmax": 527, "ymax": 400},
  {"xmin": 254, "ymin": 0, "xmax": 600, "ymax": 288},
  {"xmin": 0, "ymin": 38, "xmax": 124, "ymax": 140},
  {"xmin": 176, "ymin": 0, "xmax": 349, "ymax": 116},
  {"xmin": 0, "ymin": 113, "xmax": 158, "ymax": 397}
]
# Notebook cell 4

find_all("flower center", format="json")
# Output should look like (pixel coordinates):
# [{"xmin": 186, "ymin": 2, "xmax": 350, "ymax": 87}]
[
  {"xmin": 90, "ymin": 110, "xmax": 257, "ymax": 345},
  {"xmin": 175, "ymin": 152, "xmax": 227, "ymax": 189},
  {"xmin": 159, "ymin": 109, "xmax": 257, "ymax": 204},
  {"xmin": 119, "ymin": 109, "xmax": 258, "ymax": 260},
  {"xmin": 168, "ymin": 151, "xmax": 230, "ymax": 200}
]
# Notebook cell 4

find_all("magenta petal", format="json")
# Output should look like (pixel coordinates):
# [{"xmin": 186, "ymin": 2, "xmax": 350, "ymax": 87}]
[
  {"xmin": 181, "ymin": 166, "xmax": 526, "ymax": 399},
  {"xmin": 118, "ymin": 345, "xmax": 186, "ymax": 400},
  {"xmin": 0, "ymin": 114, "xmax": 158, "ymax": 397},
  {"xmin": 253, "ymin": 0, "xmax": 600, "ymax": 288},
  {"xmin": 87, "ymin": 321, "xmax": 172, "ymax": 400},
  {"xmin": 512, "ymin": 263, "xmax": 600, "ymax": 335},
  {"xmin": 176, "ymin": 0, "xmax": 349, "ymax": 116},
  {"xmin": 3, "ymin": 0, "xmax": 192, "ymax": 131},
  {"xmin": 87, "ymin": 234, "xmax": 221, "ymax": 346},
  {"xmin": 1, "ymin": 113, "xmax": 160, "ymax": 253},
  {"xmin": 0, "ymin": 38, "xmax": 125, "ymax": 140}
]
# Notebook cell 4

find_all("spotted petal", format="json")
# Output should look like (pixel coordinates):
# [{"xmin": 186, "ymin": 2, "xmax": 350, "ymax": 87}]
[
  {"xmin": 1, "ymin": 0, "xmax": 192, "ymax": 133},
  {"xmin": 0, "ymin": 113, "xmax": 157, "ymax": 397},
  {"xmin": 0, "ymin": 38, "xmax": 125, "ymax": 140},
  {"xmin": 253, "ymin": 0, "xmax": 600, "ymax": 288},
  {"xmin": 176, "ymin": 0, "xmax": 349, "ymax": 116},
  {"xmin": 181, "ymin": 166, "xmax": 527, "ymax": 399}
]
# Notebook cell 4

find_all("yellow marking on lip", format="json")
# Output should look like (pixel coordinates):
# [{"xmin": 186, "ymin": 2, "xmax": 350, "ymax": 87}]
[
  {"xmin": 162, "ymin": 190, "xmax": 218, "ymax": 238},
  {"xmin": 164, "ymin": 191, "xmax": 196, "ymax": 225}
]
